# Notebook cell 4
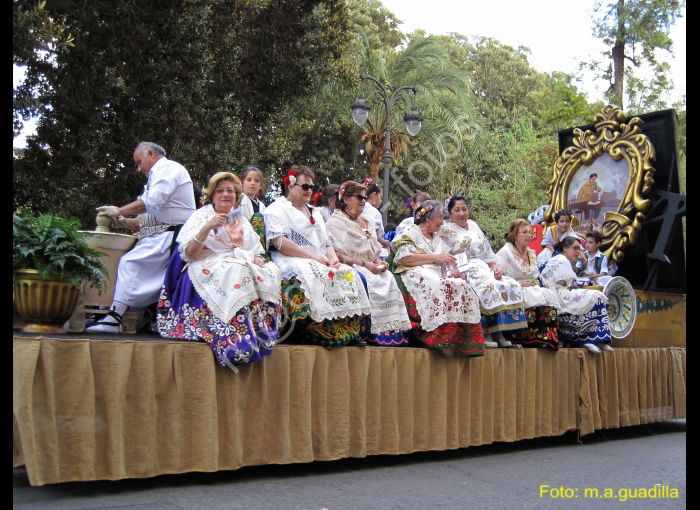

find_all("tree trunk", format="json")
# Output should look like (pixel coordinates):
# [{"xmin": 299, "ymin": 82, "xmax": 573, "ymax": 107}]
[
  {"xmin": 369, "ymin": 162, "xmax": 380, "ymax": 182},
  {"xmin": 612, "ymin": 0, "xmax": 625, "ymax": 108}
]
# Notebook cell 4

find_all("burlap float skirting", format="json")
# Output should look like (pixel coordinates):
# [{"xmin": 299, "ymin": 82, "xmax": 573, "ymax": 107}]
[{"xmin": 13, "ymin": 336, "xmax": 685, "ymax": 486}]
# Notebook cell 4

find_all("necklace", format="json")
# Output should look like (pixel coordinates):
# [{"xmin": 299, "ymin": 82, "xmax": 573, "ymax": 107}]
[
  {"xmin": 344, "ymin": 211, "xmax": 372, "ymax": 238},
  {"xmin": 514, "ymin": 243, "xmax": 529, "ymax": 263},
  {"xmin": 294, "ymin": 202, "xmax": 315, "ymax": 225}
]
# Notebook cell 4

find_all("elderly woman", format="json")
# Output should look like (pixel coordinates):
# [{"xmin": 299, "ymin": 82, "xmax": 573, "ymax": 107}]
[
  {"xmin": 325, "ymin": 181, "xmax": 411, "ymax": 346},
  {"xmin": 391, "ymin": 200, "xmax": 484, "ymax": 357},
  {"xmin": 264, "ymin": 166, "xmax": 371, "ymax": 348},
  {"xmin": 157, "ymin": 172, "xmax": 282, "ymax": 369},
  {"xmin": 439, "ymin": 196, "xmax": 527, "ymax": 348},
  {"xmin": 496, "ymin": 219, "xmax": 561, "ymax": 350},
  {"xmin": 540, "ymin": 236, "xmax": 613, "ymax": 353}
]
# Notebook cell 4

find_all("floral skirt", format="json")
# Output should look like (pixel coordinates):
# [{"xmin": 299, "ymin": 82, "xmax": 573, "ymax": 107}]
[
  {"xmin": 557, "ymin": 298, "xmax": 612, "ymax": 344},
  {"xmin": 157, "ymin": 250, "xmax": 280, "ymax": 369},
  {"xmin": 506, "ymin": 306, "xmax": 559, "ymax": 350},
  {"xmin": 280, "ymin": 278, "xmax": 361, "ymax": 349},
  {"xmin": 356, "ymin": 271, "xmax": 408, "ymax": 347},
  {"xmin": 394, "ymin": 272, "xmax": 484, "ymax": 357},
  {"xmin": 481, "ymin": 308, "xmax": 528, "ymax": 335}
]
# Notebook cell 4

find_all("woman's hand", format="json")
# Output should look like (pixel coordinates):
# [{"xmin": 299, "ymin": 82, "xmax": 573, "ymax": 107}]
[
  {"xmin": 205, "ymin": 212, "xmax": 228, "ymax": 231},
  {"xmin": 312, "ymin": 254, "xmax": 331, "ymax": 266},
  {"xmin": 365, "ymin": 261, "xmax": 383, "ymax": 275},
  {"xmin": 434, "ymin": 253, "xmax": 457, "ymax": 266},
  {"xmin": 520, "ymin": 279, "xmax": 536, "ymax": 287},
  {"xmin": 252, "ymin": 255, "xmax": 265, "ymax": 267},
  {"xmin": 490, "ymin": 263, "xmax": 503, "ymax": 280}
]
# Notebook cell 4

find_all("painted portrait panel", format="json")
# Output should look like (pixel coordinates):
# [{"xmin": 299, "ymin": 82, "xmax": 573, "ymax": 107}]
[{"xmin": 567, "ymin": 153, "xmax": 629, "ymax": 231}]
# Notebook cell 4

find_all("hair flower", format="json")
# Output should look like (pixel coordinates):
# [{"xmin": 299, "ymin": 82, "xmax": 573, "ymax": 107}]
[
  {"xmin": 415, "ymin": 204, "xmax": 436, "ymax": 221},
  {"xmin": 283, "ymin": 168, "xmax": 298, "ymax": 187},
  {"xmin": 338, "ymin": 181, "xmax": 349, "ymax": 201}
]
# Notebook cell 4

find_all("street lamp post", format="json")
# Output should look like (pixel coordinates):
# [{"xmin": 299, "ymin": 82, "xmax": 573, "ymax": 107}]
[{"xmin": 350, "ymin": 71, "xmax": 423, "ymax": 224}]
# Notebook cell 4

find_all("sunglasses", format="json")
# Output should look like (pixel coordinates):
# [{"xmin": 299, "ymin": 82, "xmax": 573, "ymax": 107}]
[
  {"xmin": 296, "ymin": 183, "xmax": 315, "ymax": 191},
  {"xmin": 351, "ymin": 194, "xmax": 368, "ymax": 201}
]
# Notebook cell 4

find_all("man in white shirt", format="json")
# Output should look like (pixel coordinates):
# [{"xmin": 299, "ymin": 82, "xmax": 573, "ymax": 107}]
[{"xmin": 87, "ymin": 142, "xmax": 196, "ymax": 333}]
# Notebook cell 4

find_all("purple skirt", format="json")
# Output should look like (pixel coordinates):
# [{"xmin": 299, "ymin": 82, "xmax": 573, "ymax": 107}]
[{"xmin": 157, "ymin": 248, "xmax": 280, "ymax": 368}]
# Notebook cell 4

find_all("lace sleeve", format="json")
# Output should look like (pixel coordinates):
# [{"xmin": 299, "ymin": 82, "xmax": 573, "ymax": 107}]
[{"xmin": 263, "ymin": 213, "xmax": 290, "ymax": 250}]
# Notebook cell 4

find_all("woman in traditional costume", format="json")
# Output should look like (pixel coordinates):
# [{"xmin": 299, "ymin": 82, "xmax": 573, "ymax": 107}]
[
  {"xmin": 263, "ymin": 166, "xmax": 371, "ymax": 348},
  {"xmin": 496, "ymin": 219, "xmax": 561, "ymax": 350},
  {"xmin": 439, "ymin": 196, "xmax": 527, "ymax": 348},
  {"xmin": 536, "ymin": 209, "xmax": 585, "ymax": 266},
  {"xmin": 540, "ymin": 236, "xmax": 613, "ymax": 353},
  {"xmin": 390, "ymin": 200, "xmax": 484, "ymax": 357},
  {"xmin": 157, "ymin": 172, "xmax": 282, "ymax": 369},
  {"xmin": 325, "ymin": 181, "xmax": 411, "ymax": 346}
]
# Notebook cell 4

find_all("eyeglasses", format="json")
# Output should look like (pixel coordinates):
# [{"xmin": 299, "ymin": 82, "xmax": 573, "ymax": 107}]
[
  {"xmin": 214, "ymin": 188, "xmax": 235, "ymax": 195},
  {"xmin": 352, "ymin": 194, "xmax": 368, "ymax": 202},
  {"xmin": 568, "ymin": 245, "xmax": 582, "ymax": 251},
  {"xmin": 296, "ymin": 183, "xmax": 314, "ymax": 191}
]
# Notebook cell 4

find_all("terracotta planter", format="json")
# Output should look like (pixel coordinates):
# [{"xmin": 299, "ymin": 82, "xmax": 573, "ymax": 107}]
[{"xmin": 13, "ymin": 269, "xmax": 79, "ymax": 334}]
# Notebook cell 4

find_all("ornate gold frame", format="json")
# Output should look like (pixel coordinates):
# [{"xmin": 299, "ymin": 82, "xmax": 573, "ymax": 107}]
[{"xmin": 544, "ymin": 105, "xmax": 656, "ymax": 263}]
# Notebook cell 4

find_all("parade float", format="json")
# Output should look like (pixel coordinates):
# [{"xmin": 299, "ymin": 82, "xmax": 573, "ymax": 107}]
[{"xmin": 13, "ymin": 106, "xmax": 685, "ymax": 486}]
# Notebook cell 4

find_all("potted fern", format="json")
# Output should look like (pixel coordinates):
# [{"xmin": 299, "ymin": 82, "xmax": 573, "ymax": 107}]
[{"xmin": 13, "ymin": 208, "xmax": 108, "ymax": 334}]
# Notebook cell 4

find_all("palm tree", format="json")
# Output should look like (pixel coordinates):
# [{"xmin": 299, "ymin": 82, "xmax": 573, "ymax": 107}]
[{"xmin": 289, "ymin": 32, "xmax": 480, "ymax": 185}]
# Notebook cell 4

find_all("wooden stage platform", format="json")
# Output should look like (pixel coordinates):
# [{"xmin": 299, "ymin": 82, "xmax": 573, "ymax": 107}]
[{"xmin": 13, "ymin": 332, "xmax": 686, "ymax": 486}]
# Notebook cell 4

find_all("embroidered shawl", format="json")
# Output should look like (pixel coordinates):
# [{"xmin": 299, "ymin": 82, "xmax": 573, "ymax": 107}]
[{"xmin": 325, "ymin": 210, "xmax": 381, "ymax": 263}]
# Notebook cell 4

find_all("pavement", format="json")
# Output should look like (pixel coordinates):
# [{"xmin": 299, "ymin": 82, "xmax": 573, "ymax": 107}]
[{"xmin": 13, "ymin": 420, "xmax": 685, "ymax": 510}]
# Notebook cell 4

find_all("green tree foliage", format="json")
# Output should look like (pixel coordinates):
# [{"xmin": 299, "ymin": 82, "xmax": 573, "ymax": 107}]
[
  {"xmin": 289, "ymin": 30, "xmax": 479, "ymax": 223},
  {"xmin": 413, "ymin": 34, "xmax": 603, "ymax": 248},
  {"xmin": 13, "ymin": 0, "xmax": 351, "ymax": 227},
  {"xmin": 585, "ymin": 0, "xmax": 684, "ymax": 110}
]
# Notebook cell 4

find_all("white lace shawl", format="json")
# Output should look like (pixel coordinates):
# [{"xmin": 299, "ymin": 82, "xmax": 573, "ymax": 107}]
[
  {"xmin": 263, "ymin": 197, "xmax": 330, "ymax": 256},
  {"xmin": 325, "ymin": 210, "xmax": 381, "ymax": 263},
  {"xmin": 496, "ymin": 242, "xmax": 539, "ymax": 281},
  {"xmin": 496, "ymin": 242, "xmax": 559, "ymax": 309},
  {"xmin": 176, "ymin": 205, "xmax": 263, "ymax": 262}
]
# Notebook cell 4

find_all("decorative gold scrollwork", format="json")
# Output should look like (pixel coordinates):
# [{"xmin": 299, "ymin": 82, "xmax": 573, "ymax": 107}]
[{"xmin": 544, "ymin": 105, "xmax": 656, "ymax": 263}]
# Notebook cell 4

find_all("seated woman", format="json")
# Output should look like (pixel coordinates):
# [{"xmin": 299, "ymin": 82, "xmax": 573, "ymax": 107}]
[
  {"xmin": 536, "ymin": 209, "xmax": 585, "ymax": 267},
  {"xmin": 540, "ymin": 236, "xmax": 613, "ymax": 353},
  {"xmin": 157, "ymin": 172, "xmax": 282, "ymax": 369},
  {"xmin": 264, "ymin": 166, "xmax": 371, "ymax": 348},
  {"xmin": 440, "ymin": 195, "xmax": 527, "ymax": 348},
  {"xmin": 325, "ymin": 181, "xmax": 411, "ymax": 346},
  {"xmin": 391, "ymin": 200, "xmax": 484, "ymax": 357},
  {"xmin": 496, "ymin": 219, "xmax": 561, "ymax": 350}
]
